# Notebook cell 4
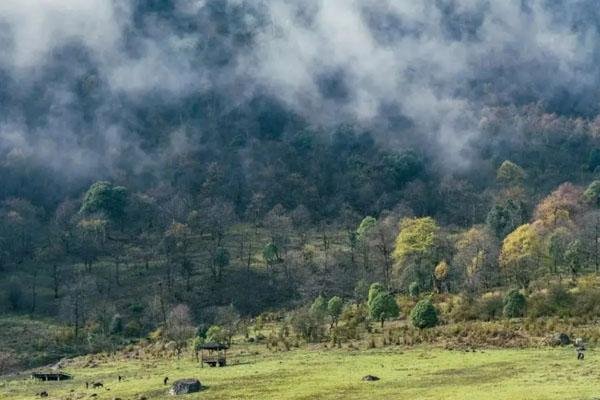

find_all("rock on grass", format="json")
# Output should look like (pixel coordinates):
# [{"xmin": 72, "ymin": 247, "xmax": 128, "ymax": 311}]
[{"xmin": 169, "ymin": 379, "xmax": 202, "ymax": 395}]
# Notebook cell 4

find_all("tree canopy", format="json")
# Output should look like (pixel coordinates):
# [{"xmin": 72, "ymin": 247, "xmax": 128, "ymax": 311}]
[{"xmin": 80, "ymin": 181, "xmax": 128, "ymax": 223}]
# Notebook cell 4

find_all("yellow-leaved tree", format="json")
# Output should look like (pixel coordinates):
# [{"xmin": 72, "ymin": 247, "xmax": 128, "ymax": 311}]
[
  {"xmin": 434, "ymin": 260, "xmax": 449, "ymax": 293},
  {"xmin": 500, "ymin": 223, "xmax": 542, "ymax": 288},
  {"xmin": 393, "ymin": 217, "xmax": 441, "ymax": 292},
  {"xmin": 534, "ymin": 182, "xmax": 582, "ymax": 230},
  {"xmin": 453, "ymin": 226, "xmax": 499, "ymax": 291}
]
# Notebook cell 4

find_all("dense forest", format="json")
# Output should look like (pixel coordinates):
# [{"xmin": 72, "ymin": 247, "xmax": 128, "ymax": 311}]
[{"xmin": 4, "ymin": 0, "xmax": 600, "ymax": 373}]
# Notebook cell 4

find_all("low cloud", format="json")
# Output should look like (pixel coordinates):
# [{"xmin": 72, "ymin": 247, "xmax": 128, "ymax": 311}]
[{"xmin": 0, "ymin": 0, "xmax": 598, "ymax": 177}]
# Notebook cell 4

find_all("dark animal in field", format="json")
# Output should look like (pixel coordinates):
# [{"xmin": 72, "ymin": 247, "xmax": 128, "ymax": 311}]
[
  {"xmin": 37, "ymin": 391, "xmax": 48, "ymax": 397},
  {"xmin": 164, "ymin": 376, "xmax": 169, "ymax": 385},
  {"xmin": 118, "ymin": 375, "xmax": 122, "ymax": 382},
  {"xmin": 362, "ymin": 375, "xmax": 380, "ymax": 381},
  {"xmin": 85, "ymin": 382, "xmax": 89, "ymax": 389},
  {"xmin": 92, "ymin": 382, "xmax": 103, "ymax": 388}
]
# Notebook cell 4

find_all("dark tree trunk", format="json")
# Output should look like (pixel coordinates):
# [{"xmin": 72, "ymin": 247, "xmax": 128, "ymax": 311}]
[
  {"xmin": 52, "ymin": 264, "xmax": 59, "ymax": 299},
  {"xmin": 74, "ymin": 297, "xmax": 80, "ymax": 338},
  {"xmin": 115, "ymin": 261, "xmax": 121, "ymax": 286},
  {"xmin": 30, "ymin": 270, "xmax": 37, "ymax": 315}
]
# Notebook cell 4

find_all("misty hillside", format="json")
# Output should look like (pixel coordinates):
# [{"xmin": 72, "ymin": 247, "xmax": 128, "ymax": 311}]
[
  {"xmin": 3, "ymin": 0, "xmax": 600, "ymax": 212},
  {"xmin": 4, "ymin": 1, "xmax": 600, "ymax": 388}
]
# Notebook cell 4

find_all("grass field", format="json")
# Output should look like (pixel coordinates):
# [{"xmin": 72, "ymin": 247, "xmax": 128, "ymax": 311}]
[{"xmin": 1, "ymin": 345, "xmax": 599, "ymax": 400}]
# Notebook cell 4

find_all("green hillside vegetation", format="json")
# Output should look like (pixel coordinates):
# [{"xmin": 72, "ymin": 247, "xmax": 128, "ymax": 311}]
[{"xmin": 4, "ymin": 164, "xmax": 600, "ymax": 373}]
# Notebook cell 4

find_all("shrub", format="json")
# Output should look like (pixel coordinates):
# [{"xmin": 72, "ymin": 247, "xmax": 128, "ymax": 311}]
[
  {"xmin": 368, "ymin": 283, "xmax": 385, "ymax": 305},
  {"xmin": 396, "ymin": 295, "xmax": 416, "ymax": 318},
  {"xmin": 109, "ymin": 313, "xmax": 123, "ymax": 335},
  {"xmin": 369, "ymin": 293, "xmax": 400, "ymax": 327},
  {"xmin": 339, "ymin": 303, "xmax": 368, "ymax": 339},
  {"xmin": 527, "ymin": 291, "xmax": 552, "ymax": 318},
  {"xmin": 289, "ymin": 308, "xmax": 325, "ymax": 343},
  {"xmin": 573, "ymin": 286, "xmax": 600, "ymax": 317},
  {"xmin": 6, "ymin": 278, "xmax": 24, "ymax": 311},
  {"xmin": 192, "ymin": 335, "xmax": 204, "ymax": 353},
  {"xmin": 528, "ymin": 285, "xmax": 573, "ymax": 318},
  {"xmin": 327, "ymin": 296, "xmax": 344, "ymax": 328},
  {"xmin": 53, "ymin": 327, "xmax": 76, "ymax": 345},
  {"xmin": 410, "ymin": 299, "xmax": 438, "ymax": 329},
  {"xmin": 475, "ymin": 293, "xmax": 504, "ymax": 321},
  {"xmin": 214, "ymin": 304, "xmax": 241, "ymax": 344},
  {"xmin": 148, "ymin": 327, "xmax": 163, "ymax": 341},
  {"xmin": 124, "ymin": 321, "xmax": 142, "ymax": 337},
  {"xmin": 503, "ymin": 289, "xmax": 526, "ymax": 318},
  {"xmin": 408, "ymin": 282, "xmax": 420, "ymax": 298},
  {"xmin": 206, "ymin": 325, "xmax": 227, "ymax": 343},
  {"xmin": 310, "ymin": 296, "xmax": 328, "ymax": 321}
]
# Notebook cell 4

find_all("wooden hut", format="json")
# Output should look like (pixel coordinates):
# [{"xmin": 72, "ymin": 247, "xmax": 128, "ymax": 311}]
[{"xmin": 199, "ymin": 342, "xmax": 228, "ymax": 367}]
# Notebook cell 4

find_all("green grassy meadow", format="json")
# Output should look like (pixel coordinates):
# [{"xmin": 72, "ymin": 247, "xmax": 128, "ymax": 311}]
[{"xmin": 2, "ymin": 346, "xmax": 599, "ymax": 400}]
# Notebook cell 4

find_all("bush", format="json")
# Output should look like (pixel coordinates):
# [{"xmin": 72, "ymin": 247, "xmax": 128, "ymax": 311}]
[
  {"xmin": 368, "ymin": 283, "xmax": 385, "ymax": 305},
  {"xmin": 192, "ymin": 336, "xmax": 205, "ymax": 353},
  {"xmin": 6, "ymin": 278, "xmax": 24, "ymax": 311},
  {"xmin": 124, "ymin": 321, "xmax": 142, "ymax": 337},
  {"xmin": 109, "ymin": 313, "xmax": 123, "ymax": 335},
  {"xmin": 339, "ymin": 303, "xmax": 369, "ymax": 339},
  {"xmin": 410, "ymin": 299, "xmax": 438, "ymax": 329},
  {"xmin": 310, "ymin": 296, "xmax": 328, "ymax": 321},
  {"xmin": 573, "ymin": 286, "xmax": 600, "ymax": 317},
  {"xmin": 408, "ymin": 282, "xmax": 420, "ymax": 298},
  {"xmin": 475, "ymin": 293, "xmax": 504, "ymax": 321},
  {"xmin": 289, "ymin": 307, "xmax": 325, "ymax": 343},
  {"xmin": 327, "ymin": 296, "xmax": 344, "ymax": 327},
  {"xmin": 206, "ymin": 325, "xmax": 227, "ymax": 343},
  {"xmin": 148, "ymin": 327, "xmax": 163, "ymax": 342},
  {"xmin": 214, "ymin": 304, "xmax": 241, "ymax": 344},
  {"xmin": 528, "ymin": 285, "xmax": 573, "ymax": 318},
  {"xmin": 369, "ymin": 293, "xmax": 400, "ymax": 327},
  {"xmin": 503, "ymin": 289, "xmax": 526, "ymax": 318}
]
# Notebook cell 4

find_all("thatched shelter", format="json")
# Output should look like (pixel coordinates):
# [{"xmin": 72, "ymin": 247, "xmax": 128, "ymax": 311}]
[
  {"xmin": 199, "ymin": 342, "xmax": 228, "ymax": 367},
  {"xmin": 32, "ymin": 372, "xmax": 72, "ymax": 381}
]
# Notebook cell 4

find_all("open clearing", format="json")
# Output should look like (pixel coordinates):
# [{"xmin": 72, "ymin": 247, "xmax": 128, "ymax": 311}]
[{"xmin": 2, "ymin": 346, "xmax": 599, "ymax": 400}]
